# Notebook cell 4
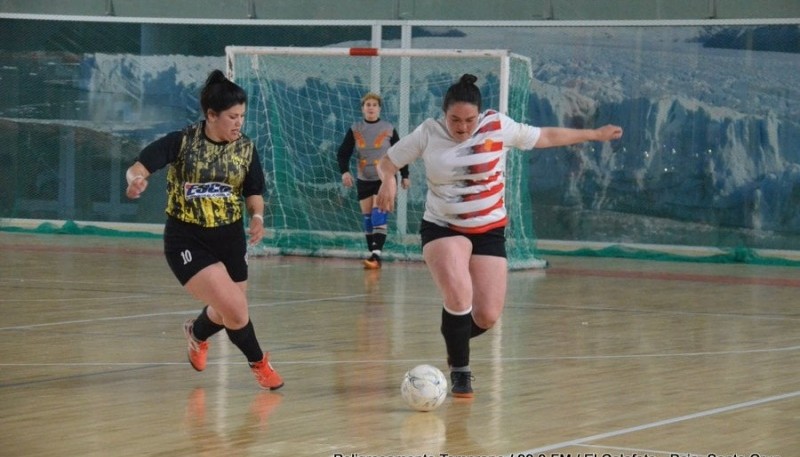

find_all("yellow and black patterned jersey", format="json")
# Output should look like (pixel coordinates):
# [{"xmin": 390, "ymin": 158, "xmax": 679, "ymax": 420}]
[{"xmin": 137, "ymin": 121, "xmax": 266, "ymax": 227}]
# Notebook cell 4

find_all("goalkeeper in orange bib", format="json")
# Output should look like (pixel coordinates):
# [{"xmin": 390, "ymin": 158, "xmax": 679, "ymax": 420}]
[
  {"xmin": 337, "ymin": 92, "xmax": 410, "ymax": 269},
  {"xmin": 124, "ymin": 69, "xmax": 283, "ymax": 390}
]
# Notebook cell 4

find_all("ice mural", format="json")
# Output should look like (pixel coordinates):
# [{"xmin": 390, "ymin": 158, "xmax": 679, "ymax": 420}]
[
  {"xmin": 512, "ymin": 26, "xmax": 800, "ymax": 248},
  {"xmin": 3, "ymin": 23, "xmax": 800, "ymax": 251}
]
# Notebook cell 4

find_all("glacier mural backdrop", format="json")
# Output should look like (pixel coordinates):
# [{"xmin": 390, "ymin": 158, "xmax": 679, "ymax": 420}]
[{"xmin": 1, "ymin": 19, "xmax": 799, "ymax": 254}]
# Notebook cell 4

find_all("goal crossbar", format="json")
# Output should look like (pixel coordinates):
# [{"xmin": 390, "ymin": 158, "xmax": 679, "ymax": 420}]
[
  {"xmin": 226, "ymin": 46, "xmax": 517, "ymax": 58},
  {"xmin": 226, "ymin": 46, "xmax": 527, "ymax": 117}
]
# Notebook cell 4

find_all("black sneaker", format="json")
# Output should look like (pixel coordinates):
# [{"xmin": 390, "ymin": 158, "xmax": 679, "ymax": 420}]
[{"xmin": 450, "ymin": 371, "xmax": 474, "ymax": 398}]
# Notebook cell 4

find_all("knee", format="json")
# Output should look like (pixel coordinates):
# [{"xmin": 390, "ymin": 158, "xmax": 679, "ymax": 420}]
[
  {"xmin": 223, "ymin": 312, "xmax": 250, "ymax": 330},
  {"xmin": 471, "ymin": 308, "xmax": 500, "ymax": 330},
  {"xmin": 216, "ymin": 298, "xmax": 250, "ymax": 329}
]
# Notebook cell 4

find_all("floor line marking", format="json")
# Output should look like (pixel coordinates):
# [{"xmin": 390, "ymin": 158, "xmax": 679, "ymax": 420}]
[
  {"xmin": 0, "ymin": 294, "xmax": 367, "ymax": 331},
  {"xmin": 515, "ymin": 390, "xmax": 800, "ymax": 455},
  {"xmin": 549, "ymin": 266, "xmax": 800, "ymax": 288}
]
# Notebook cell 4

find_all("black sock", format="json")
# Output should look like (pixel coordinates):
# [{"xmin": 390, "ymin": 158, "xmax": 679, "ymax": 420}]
[
  {"xmin": 225, "ymin": 320, "xmax": 263, "ymax": 364},
  {"xmin": 372, "ymin": 232, "xmax": 387, "ymax": 252},
  {"xmin": 441, "ymin": 308, "xmax": 472, "ymax": 368},
  {"xmin": 470, "ymin": 318, "xmax": 488, "ymax": 339},
  {"xmin": 365, "ymin": 233, "xmax": 375, "ymax": 252},
  {"xmin": 191, "ymin": 306, "xmax": 225, "ymax": 341}
]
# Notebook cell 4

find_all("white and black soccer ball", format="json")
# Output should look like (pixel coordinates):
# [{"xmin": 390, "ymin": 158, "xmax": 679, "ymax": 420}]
[{"xmin": 400, "ymin": 364, "xmax": 448, "ymax": 412}]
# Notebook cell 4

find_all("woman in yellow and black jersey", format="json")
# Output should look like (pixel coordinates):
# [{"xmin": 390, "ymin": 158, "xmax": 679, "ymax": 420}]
[{"xmin": 125, "ymin": 69, "xmax": 283, "ymax": 390}]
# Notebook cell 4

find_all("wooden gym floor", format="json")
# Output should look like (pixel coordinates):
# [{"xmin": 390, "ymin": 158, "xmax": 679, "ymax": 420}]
[{"xmin": 1, "ymin": 231, "xmax": 798, "ymax": 457}]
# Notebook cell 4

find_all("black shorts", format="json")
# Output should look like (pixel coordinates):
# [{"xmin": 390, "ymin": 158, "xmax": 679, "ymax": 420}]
[
  {"xmin": 163, "ymin": 217, "xmax": 248, "ymax": 285},
  {"xmin": 419, "ymin": 219, "xmax": 507, "ymax": 258},
  {"xmin": 356, "ymin": 179, "xmax": 381, "ymax": 201}
]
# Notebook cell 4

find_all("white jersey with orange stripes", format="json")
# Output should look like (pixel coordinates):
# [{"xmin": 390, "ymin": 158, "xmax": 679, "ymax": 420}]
[{"xmin": 387, "ymin": 110, "xmax": 541, "ymax": 234}]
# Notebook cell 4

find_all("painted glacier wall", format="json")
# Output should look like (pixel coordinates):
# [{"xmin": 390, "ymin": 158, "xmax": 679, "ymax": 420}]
[
  {"xmin": 526, "ymin": 26, "xmax": 800, "ymax": 248},
  {"xmin": 402, "ymin": 25, "xmax": 800, "ymax": 248},
  {"xmin": 2, "ymin": 21, "xmax": 799, "ymax": 251}
]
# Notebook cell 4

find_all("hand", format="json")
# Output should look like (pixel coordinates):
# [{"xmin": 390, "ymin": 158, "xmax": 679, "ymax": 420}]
[
  {"xmin": 125, "ymin": 176, "xmax": 148, "ymax": 199},
  {"xmin": 376, "ymin": 179, "xmax": 397, "ymax": 213},
  {"xmin": 400, "ymin": 178, "xmax": 410, "ymax": 190},
  {"xmin": 342, "ymin": 172, "xmax": 353, "ymax": 188},
  {"xmin": 248, "ymin": 216, "xmax": 265, "ymax": 245},
  {"xmin": 595, "ymin": 124, "xmax": 623, "ymax": 141}
]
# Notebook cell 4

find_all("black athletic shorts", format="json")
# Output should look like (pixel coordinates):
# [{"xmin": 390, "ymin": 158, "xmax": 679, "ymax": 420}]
[
  {"xmin": 419, "ymin": 219, "xmax": 507, "ymax": 258},
  {"xmin": 163, "ymin": 216, "xmax": 248, "ymax": 285},
  {"xmin": 356, "ymin": 179, "xmax": 382, "ymax": 201}
]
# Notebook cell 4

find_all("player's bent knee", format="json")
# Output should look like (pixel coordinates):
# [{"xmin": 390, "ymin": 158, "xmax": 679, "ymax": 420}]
[
  {"xmin": 217, "ymin": 305, "xmax": 250, "ymax": 329},
  {"xmin": 472, "ymin": 310, "xmax": 501, "ymax": 329}
]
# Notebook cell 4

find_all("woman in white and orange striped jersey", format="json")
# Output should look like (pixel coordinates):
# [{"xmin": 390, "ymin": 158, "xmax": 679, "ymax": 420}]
[{"xmin": 376, "ymin": 74, "xmax": 623, "ymax": 398}]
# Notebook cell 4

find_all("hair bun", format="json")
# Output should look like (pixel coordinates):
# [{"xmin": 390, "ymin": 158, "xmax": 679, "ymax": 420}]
[
  {"xmin": 442, "ymin": 73, "xmax": 482, "ymax": 112},
  {"xmin": 205, "ymin": 69, "xmax": 228, "ymax": 86},
  {"xmin": 460, "ymin": 74, "xmax": 478, "ymax": 85}
]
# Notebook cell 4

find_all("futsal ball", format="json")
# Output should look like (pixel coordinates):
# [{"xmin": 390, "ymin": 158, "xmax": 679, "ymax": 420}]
[{"xmin": 400, "ymin": 364, "xmax": 448, "ymax": 412}]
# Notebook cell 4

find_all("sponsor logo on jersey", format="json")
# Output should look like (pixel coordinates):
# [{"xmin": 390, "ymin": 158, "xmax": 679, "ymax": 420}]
[{"xmin": 184, "ymin": 182, "xmax": 233, "ymax": 199}]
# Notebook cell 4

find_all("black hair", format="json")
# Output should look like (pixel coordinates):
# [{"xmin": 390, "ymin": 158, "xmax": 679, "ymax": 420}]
[
  {"xmin": 442, "ymin": 73, "xmax": 481, "ymax": 112},
  {"xmin": 200, "ymin": 69, "xmax": 247, "ymax": 116}
]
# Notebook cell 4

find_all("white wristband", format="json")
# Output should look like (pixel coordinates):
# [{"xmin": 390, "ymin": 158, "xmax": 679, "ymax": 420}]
[{"xmin": 252, "ymin": 214, "xmax": 264, "ymax": 222}]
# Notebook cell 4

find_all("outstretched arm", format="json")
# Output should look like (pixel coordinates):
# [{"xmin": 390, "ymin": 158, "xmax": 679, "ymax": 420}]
[{"xmin": 535, "ymin": 124, "xmax": 623, "ymax": 149}]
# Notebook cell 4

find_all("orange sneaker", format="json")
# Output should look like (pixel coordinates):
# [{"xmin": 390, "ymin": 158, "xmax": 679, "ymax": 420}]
[
  {"xmin": 183, "ymin": 319, "xmax": 209, "ymax": 372},
  {"xmin": 250, "ymin": 353, "xmax": 284, "ymax": 390},
  {"xmin": 363, "ymin": 254, "xmax": 381, "ymax": 270}
]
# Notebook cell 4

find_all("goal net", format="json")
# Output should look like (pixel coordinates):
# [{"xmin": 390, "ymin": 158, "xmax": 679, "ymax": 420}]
[{"xmin": 226, "ymin": 46, "xmax": 545, "ymax": 269}]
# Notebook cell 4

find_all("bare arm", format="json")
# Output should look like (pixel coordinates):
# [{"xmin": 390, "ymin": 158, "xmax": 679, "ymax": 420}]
[
  {"xmin": 535, "ymin": 124, "xmax": 623, "ymax": 149},
  {"xmin": 375, "ymin": 156, "xmax": 400, "ymax": 213},
  {"xmin": 245, "ymin": 194, "xmax": 265, "ymax": 245}
]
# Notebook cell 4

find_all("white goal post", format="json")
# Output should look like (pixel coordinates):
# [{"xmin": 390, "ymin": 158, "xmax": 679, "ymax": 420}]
[{"xmin": 225, "ymin": 45, "xmax": 546, "ymax": 269}]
